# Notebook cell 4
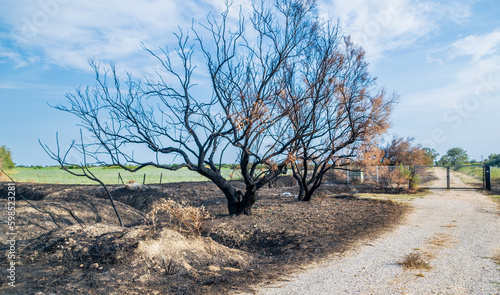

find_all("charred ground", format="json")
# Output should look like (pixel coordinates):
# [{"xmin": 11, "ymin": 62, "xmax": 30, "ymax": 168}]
[{"xmin": 0, "ymin": 179, "xmax": 407, "ymax": 294}]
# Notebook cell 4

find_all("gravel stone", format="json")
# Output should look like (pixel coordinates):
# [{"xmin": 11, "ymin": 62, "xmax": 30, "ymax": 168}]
[{"xmin": 255, "ymin": 168, "xmax": 500, "ymax": 295}]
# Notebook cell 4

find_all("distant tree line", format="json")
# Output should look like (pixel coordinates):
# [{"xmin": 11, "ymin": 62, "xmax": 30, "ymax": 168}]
[
  {"xmin": 435, "ymin": 147, "xmax": 469, "ymax": 166},
  {"xmin": 484, "ymin": 154, "xmax": 500, "ymax": 167}
]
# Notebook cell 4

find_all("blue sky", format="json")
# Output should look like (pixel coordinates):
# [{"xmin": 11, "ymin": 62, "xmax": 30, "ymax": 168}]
[{"xmin": 0, "ymin": 0, "xmax": 499, "ymax": 165}]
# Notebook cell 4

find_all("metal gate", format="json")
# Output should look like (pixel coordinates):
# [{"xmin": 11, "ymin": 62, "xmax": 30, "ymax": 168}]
[{"xmin": 414, "ymin": 165, "xmax": 488, "ymax": 190}]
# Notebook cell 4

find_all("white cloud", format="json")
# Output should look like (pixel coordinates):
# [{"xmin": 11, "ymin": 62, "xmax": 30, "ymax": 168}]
[
  {"xmin": 0, "ymin": 49, "xmax": 30, "ymax": 68},
  {"xmin": 0, "ymin": 0, "xmax": 473, "ymax": 73},
  {"xmin": 449, "ymin": 28, "xmax": 500, "ymax": 61},
  {"xmin": 406, "ymin": 54, "xmax": 500, "ymax": 109},
  {"xmin": 0, "ymin": 37, "xmax": 39, "ymax": 68},
  {"xmin": 391, "ymin": 54, "xmax": 500, "ymax": 153},
  {"xmin": 0, "ymin": 83, "xmax": 18, "ymax": 89},
  {"xmin": 1, "ymin": 0, "xmax": 246, "ymax": 74},
  {"xmin": 319, "ymin": 0, "xmax": 472, "ymax": 61},
  {"xmin": 426, "ymin": 27, "xmax": 500, "ymax": 67}
]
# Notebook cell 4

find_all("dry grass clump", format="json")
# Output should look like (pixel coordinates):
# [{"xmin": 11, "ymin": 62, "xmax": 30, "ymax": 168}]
[
  {"xmin": 399, "ymin": 252, "xmax": 431, "ymax": 270},
  {"xmin": 493, "ymin": 251, "xmax": 500, "ymax": 266},
  {"xmin": 428, "ymin": 233, "xmax": 452, "ymax": 248},
  {"xmin": 146, "ymin": 199, "xmax": 211, "ymax": 235}
]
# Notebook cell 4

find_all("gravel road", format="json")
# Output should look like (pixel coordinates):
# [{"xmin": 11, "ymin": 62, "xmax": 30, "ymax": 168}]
[{"xmin": 255, "ymin": 168, "xmax": 500, "ymax": 295}]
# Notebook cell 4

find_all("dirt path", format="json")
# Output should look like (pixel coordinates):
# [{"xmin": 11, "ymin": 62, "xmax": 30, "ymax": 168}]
[{"xmin": 254, "ymin": 168, "xmax": 500, "ymax": 294}]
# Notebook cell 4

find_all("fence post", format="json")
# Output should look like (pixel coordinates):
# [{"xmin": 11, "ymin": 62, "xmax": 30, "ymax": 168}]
[
  {"xmin": 376, "ymin": 166, "xmax": 379, "ymax": 184},
  {"xmin": 160, "ymin": 173, "xmax": 163, "ymax": 185},
  {"xmin": 485, "ymin": 165, "xmax": 491, "ymax": 191},
  {"xmin": 143, "ymin": 173, "xmax": 146, "ymax": 185},
  {"xmin": 483, "ymin": 166, "xmax": 487, "ymax": 189},
  {"xmin": 446, "ymin": 167, "xmax": 450, "ymax": 189},
  {"xmin": 118, "ymin": 172, "xmax": 124, "ymax": 185}
]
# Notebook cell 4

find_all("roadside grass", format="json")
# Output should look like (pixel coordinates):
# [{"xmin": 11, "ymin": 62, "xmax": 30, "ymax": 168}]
[
  {"xmin": 357, "ymin": 190, "xmax": 429, "ymax": 202},
  {"xmin": 481, "ymin": 192, "xmax": 500, "ymax": 205},
  {"xmin": 493, "ymin": 251, "xmax": 500, "ymax": 266},
  {"xmin": 398, "ymin": 251, "xmax": 431, "ymax": 270},
  {"xmin": 9, "ymin": 166, "xmax": 243, "ymax": 185},
  {"xmin": 490, "ymin": 195, "xmax": 500, "ymax": 205},
  {"xmin": 399, "ymin": 232, "xmax": 456, "ymax": 272},
  {"xmin": 427, "ymin": 233, "xmax": 454, "ymax": 249}
]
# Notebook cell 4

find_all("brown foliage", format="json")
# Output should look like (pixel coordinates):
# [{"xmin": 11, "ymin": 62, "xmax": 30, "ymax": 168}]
[
  {"xmin": 356, "ymin": 143, "xmax": 386, "ymax": 168},
  {"xmin": 382, "ymin": 136, "xmax": 433, "ymax": 166}
]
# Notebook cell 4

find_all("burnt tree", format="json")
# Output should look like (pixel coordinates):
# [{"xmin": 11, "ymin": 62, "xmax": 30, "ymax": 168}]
[
  {"xmin": 283, "ymin": 33, "xmax": 395, "ymax": 201},
  {"xmin": 43, "ymin": 0, "xmax": 321, "ymax": 215},
  {"xmin": 194, "ymin": 0, "xmax": 319, "ymax": 213}
]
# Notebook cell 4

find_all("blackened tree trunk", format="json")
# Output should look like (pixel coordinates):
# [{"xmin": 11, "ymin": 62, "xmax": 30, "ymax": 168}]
[
  {"xmin": 292, "ymin": 160, "xmax": 330, "ymax": 202},
  {"xmin": 240, "ymin": 187, "xmax": 258, "ymax": 215}
]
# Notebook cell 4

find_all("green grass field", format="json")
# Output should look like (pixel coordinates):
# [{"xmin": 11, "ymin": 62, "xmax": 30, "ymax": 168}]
[{"xmin": 8, "ymin": 166, "xmax": 243, "ymax": 185}]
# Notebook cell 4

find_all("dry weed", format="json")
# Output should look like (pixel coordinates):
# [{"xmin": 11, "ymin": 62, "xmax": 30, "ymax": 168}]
[
  {"xmin": 146, "ymin": 199, "xmax": 211, "ymax": 236},
  {"xmin": 428, "ymin": 234, "xmax": 451, "ymax": 248},
  {"xmin": 441, "ymin": 224, "xmax": 458, "ymax": 228},
  {"xmin": 493, "ymin": 251, "xmax": 500, "ymax": 266},
  {"xmin": 399, "ymin": 252, "xmax": 431, "ymax": 270}
]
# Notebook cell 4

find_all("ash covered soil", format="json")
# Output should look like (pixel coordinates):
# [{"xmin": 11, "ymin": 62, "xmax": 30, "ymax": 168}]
[{"xmin": 0, "ymin": 179, "xmax": 406, "ymax": 294}]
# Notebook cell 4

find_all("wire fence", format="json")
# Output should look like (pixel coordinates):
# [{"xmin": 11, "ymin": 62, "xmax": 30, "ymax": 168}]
[
  {"xmin": 322, "ymin": 166, "xmax": 414, "ymax": 193},
  {"xmin": 9, "ymin": 167, "xmax": 241, "ymax": 185},
  {"xmin": 11, "ymin": 166, "xmax": 413, "ymax": 188},
  {"xmin": 8, "ymin": 165, "xmax": 500, "ymax": 191}
]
